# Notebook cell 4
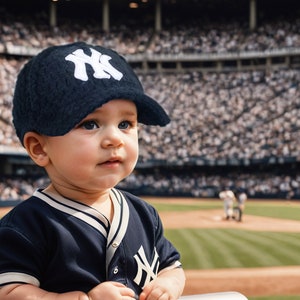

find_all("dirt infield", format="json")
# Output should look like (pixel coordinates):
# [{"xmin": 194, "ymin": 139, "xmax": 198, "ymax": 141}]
[
  {"xmin": 158, "ymin": 206, "xmax": 300, "ymax": 298},
  {"xmin": 1, "ymin": 203, "xmax": 300, "ymax": 298}
]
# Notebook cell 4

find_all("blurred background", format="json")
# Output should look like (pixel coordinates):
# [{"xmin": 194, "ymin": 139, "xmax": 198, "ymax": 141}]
[{"xmin": 1, "ymin": 0, "xmax": 300, "ymax": 204}]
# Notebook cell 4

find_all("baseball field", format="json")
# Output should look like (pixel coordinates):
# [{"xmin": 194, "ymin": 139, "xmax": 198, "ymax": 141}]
[
  {"xmin": 145, "ymin": 197, "xmax": 300, "ymax": 300},
  {"xmin": 1, "ymin": 198, "xmax": 300, "ymax": 300}
]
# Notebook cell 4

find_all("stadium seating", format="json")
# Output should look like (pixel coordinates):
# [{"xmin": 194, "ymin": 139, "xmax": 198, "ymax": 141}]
[{"xmin": 1, "ymin": 3, "xmax": 300, "ymax": 200}]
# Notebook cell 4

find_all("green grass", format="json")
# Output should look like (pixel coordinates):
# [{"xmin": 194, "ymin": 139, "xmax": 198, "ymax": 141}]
[
  {"xmin": 149, "ymin": 199, "xmax": 300, "ymax": 220},
  {"xmin": 243, "ymin": 202, "xmax": 300, "ymax": 221},
  {"xmin": 153, "ymin": 199, "xmax": 300, "ymax": 269},
  {"xmin": 148, "ymin": 202, "xmax": 220, "ymax": 212},
  {"xmin": 166, "ymin": 228, "xmax": 300, "ymax": 269},
  {"xmin": 149, "ymin": 199, "xmax": 300, "ymax": 300}
]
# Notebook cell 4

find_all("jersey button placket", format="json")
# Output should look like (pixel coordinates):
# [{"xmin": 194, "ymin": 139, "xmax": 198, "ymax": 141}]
[{"xmin": 112, "ymin": 242, "xmax": 119, "ymax": 275}]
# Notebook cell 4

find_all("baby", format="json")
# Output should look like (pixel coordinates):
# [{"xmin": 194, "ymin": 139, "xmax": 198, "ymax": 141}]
[{"xmin": 0, "ymin": 42, "xmax": 185, "ymax": 300}]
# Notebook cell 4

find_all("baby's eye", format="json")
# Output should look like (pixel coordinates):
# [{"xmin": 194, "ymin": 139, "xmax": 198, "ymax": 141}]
[
  {"xmin": 80, "ymin": 120, "xmax": 99, "ymax": 130},
  {"xmin": 118, "ymin": 120, "xmax": 132, "ymax": 130}
]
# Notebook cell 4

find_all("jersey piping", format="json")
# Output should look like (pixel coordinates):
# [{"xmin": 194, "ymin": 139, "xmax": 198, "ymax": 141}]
[
  {"xmin": 106, "ymin": 188, "xmax": 129, "ymax": 273},
  {"xmin": 36, "ymin": 188, "xmax": 130, "ymax": 274},
  {"xmin": 0, "ymin": 272, "xmax": 40, "ymax": 286},
  {"xmin": 36, "ymin": 189, "xmax": 109, "ymax": 237}
]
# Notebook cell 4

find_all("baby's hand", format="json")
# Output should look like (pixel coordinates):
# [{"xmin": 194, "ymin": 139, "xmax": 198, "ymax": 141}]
[
  {"xmin": 139, "ymin": 277, "xmax": 177, "ymax": 300},
  {"xmin": 139, "ymin": 268, "xmax": 185, "ymax": 300},
  {"xmin": 87, "ymin": 281, "xmax": 136, "ymax": 300}
]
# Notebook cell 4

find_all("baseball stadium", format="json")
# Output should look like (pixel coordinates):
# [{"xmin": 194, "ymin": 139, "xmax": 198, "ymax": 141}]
[{"xmin": 1, "ymin": 0, "xmax": 300, "ymax": 299}]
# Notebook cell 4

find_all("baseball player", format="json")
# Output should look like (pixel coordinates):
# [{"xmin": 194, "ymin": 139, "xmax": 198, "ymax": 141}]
[
  {"xmin": 236, "ymin": 191, "xmax": 247, "ymax": 222},
  {"xmin": 0, "ymin": 42, "xmax": 185, "ymax": 300},
  {"xmin": 219, "ymin": 189, "xmax": 236, "ymax": 220}
]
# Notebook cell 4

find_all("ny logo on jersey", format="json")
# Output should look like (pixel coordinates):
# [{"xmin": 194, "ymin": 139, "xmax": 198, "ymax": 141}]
[
  {"xmin": 133, "ymin": 246, "xmax": 160, "ymax": 288},
  {"xmin": 65, "ymin": 48, "xmax": 123, "ymax": 82}
]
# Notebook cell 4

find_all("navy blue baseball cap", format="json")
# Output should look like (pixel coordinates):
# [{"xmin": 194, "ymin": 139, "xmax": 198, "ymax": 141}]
[{"xmin": 12, "ymin": 42, "xmax": 170, "ymax": 145}]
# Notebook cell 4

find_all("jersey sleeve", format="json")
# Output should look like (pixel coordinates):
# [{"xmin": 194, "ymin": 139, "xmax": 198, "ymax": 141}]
[
  {"xmin": 0, "ymin": 226, "xmax": 42, "ymax": 287},
  {"xmin": 0, "ymin": 202, "xmax": 47, "ymax": 288},
  {"xmin": 152, "ymin": 206, "xmax": 182, "ymax": 272}
]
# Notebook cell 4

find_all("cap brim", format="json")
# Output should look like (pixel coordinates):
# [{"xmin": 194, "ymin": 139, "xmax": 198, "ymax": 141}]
[
  {"xmin": 91, "ymin": 88, "xmax": 171, "ymax": 127},
  {"xmin": 132, "ymin": 94, "xmax": 170, "ymax": 126}
]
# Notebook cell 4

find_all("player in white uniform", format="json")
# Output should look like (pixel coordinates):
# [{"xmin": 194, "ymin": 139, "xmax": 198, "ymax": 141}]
[
  {"xmin": 219, "ymin": 189, "xmax": 236, "ymax": 220},
  {"xmin": 0, "ymin": 42, "xmax": 185, "ymax": 300}
]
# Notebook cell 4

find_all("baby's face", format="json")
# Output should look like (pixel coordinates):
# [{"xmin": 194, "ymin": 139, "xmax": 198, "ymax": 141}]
[{"xmin": 43, "ymin": 99, "xmax": 139, "ymax": 195}]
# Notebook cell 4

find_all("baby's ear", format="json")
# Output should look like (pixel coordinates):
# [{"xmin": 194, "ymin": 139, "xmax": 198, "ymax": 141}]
[{"xmin": 23, "ymin": 132, "xmax": 49, "ymax": 167}]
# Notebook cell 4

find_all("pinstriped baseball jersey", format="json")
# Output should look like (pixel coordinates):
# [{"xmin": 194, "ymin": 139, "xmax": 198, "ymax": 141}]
[{"xmin": 0, "ymin": 188, "xmax": 181, "ymax": 295}]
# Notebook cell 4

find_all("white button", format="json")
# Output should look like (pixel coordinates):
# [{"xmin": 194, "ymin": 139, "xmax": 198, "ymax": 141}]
[
  {"xmin": 113, "ymin": 267, "xmax": 118, "ymax": 274},
  {"xmin": 112, "ymin": 242, "xmax": 119, "ymax": 248}
]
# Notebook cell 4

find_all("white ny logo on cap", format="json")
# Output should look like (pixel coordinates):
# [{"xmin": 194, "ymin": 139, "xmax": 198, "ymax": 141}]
[{"xmin": 65, "ymin": 48, "xmax": 123, "ymax": 82}]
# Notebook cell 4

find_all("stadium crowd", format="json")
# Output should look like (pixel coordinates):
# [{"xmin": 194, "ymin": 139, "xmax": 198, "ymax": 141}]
[
  {"xmin": 2, "ymin": 59, "xmax": 300, "ymax": 163},
  {"xmin": 1, "ymin": 169, "xmax": 299, "ymax": 200},
  {"xmin": 147, "ymin": 19, "xmax": 300, "ymax": 54},
  {"xmin": 1, "ymin": 4, "xmax": 300, "ymax": 200},
  {"xmin": 1, "ymin": 7, "xmax": 300, "ymax": 55}
]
